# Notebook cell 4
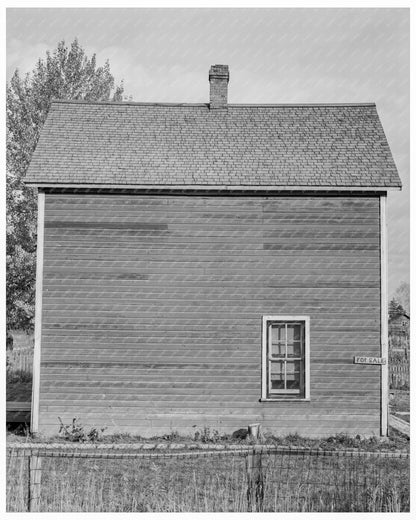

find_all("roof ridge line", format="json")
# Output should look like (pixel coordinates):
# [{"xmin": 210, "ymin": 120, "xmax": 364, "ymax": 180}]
[{"xmin": 50, "ymin": 99, "xmax": 377, "ymax": 108}]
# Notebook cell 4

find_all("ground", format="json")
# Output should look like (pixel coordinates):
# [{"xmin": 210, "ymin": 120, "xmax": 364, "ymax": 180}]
[
  {"xmin": 389, "ymin": 390, "xmax": 410, "ymax": 423},
  {"xmin": 7, "ymin": 424, "xmax": 410, "ymax": 453}
]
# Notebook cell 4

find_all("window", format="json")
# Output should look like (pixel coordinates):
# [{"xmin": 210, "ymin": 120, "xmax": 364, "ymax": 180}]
[{"xmin": 262, "ymin": 316, "xmax": 310, "ymax": 400}]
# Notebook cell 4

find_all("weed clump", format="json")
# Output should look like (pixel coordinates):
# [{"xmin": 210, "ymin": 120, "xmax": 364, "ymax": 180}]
[
  {"xmin": 58, "ymin": 417, "xmax": 106, "ymax": 443},
  {"xmin": 194, "ymin": 426, "xmax": 221, "ymax": 443}
]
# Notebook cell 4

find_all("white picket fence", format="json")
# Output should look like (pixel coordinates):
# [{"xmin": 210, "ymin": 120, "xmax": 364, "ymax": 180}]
[{"xmin": 389, "ymin": 363, "xmax": 410, "ymax": 390}]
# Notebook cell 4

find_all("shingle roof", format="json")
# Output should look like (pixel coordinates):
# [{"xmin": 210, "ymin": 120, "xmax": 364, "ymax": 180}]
[{"xmin": 25, "ymin": 100, "xmax": 401, "ymax": 189}]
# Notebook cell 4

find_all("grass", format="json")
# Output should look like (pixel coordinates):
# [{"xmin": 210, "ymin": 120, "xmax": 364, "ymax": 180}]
[
  {"xmin": 398, "ymin": 415, "xmax": 410, "ymax": 424},
  {"xmin": 6, "ymin": 446, "xmax": 409, "ymax": 512},
  {"xmin": 389, "ymin": 390, "xmax": 410, "ymax": 414},
  {"xmin": 389, "ymin": 390, "xmax": 410, "ymax": 426}
]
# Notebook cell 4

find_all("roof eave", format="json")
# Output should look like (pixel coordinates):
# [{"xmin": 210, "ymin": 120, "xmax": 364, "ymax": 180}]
[{"xmin": 24, "ymin": 182, "xmax": 402, "ymax": 192}]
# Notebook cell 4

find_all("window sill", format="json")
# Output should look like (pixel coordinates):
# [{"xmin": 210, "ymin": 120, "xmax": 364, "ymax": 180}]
[{"xmin": 259, "ymin": 398, "xmax": 311, "ymax": 402}]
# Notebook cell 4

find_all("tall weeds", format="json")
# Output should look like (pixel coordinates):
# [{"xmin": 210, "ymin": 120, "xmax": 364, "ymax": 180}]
[{"xmin": 6, "ymin": 450, "xmax": 409, "ymax": 512}]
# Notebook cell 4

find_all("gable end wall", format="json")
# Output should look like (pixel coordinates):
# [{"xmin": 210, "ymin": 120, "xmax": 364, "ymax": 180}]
[{"xmin": 37, "ymin": 191, "xmax": 382, "ymax": 437}]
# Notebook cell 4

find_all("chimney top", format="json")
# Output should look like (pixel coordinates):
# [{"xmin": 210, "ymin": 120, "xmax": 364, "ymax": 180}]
[
  {"xmin": 209, "ymin": 64, "xmax": 229, "ymax": 110},
  {"xmin": 209, "ymin": 64, "xmax": 230, "ymax": 81}
]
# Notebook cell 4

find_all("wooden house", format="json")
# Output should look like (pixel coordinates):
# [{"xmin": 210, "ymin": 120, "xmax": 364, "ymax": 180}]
[
  {"xmin": 389, "ymin": 312, "xmax": 410, "ymax": 353},
  {"xmin": 389, "ymin": 313, "xmax": 410, "ymax": 336},
  {"xmin": 25, "ymin": 65, "xmax": 401, "ymax": 437}
]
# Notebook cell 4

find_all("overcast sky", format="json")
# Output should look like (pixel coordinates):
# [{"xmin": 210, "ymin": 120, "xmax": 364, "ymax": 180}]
[{"xmin": 6, "ymin": 7, "xmax": 410, "ymax": 296}]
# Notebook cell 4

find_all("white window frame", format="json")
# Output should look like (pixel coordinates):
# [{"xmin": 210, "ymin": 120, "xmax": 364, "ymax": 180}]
[{"xmin": 261, "ymin": 315, "xmax": 310, "ymax": 401}]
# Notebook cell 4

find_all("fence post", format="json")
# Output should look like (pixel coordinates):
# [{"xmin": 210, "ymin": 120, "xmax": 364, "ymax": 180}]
[
  {"xmin": 247, "ymin": 446, "xmax": 264, "ymax": 512},
  {"xmin": 248, "ymin": 423, "xmax": 264, "ymax": 442},
  {"xmin": 28, "ymin": 454, "xmax": 42, "ymax": 512}
]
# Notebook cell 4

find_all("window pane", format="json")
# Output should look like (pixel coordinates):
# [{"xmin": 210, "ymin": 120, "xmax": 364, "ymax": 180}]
[
  {"xmin": 270, "ymin": 361, "xmax": 285, "ymax": 390},
  {"xmin": 287, "ymin": 324, "xmax": 301, "ymax": 342},
  {"xmin": 271, "ymin": 324, "xmax": 285, "ymax": 343},
  {"xmin": 270, "ymin": 324, "xmax": 285, "ymax": 357},
  {"xmin": 271, "ymin": 341, "xmax": 285, "ymax": 357},
  {"xmin": 286, "ymin": 361, "xmax": 301, "ymax": 390},
  {"xmin": 286, "ymin": 341, "xmax": 302, "ymax": 358}
]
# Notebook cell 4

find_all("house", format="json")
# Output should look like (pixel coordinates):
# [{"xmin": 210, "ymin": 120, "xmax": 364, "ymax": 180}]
[
  {"xmin": 389, "ymin": 312, "xmax": 410, "ymax": 335},
  {"xmin": 389, "ymin": 312, "xmax": 410, "ymax": 353},
  {"xmin": 25, "ymin": 65, "xmax": 401, "ymax": 437}
]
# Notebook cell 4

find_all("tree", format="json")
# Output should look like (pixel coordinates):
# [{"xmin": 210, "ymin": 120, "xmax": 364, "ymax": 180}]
[
  {"xmin": 7, "ymin": 39, "xmax": 124, "ymax": 332},
  {"xmin": 389, "ymin": 298, "xmax": 406, "ymax": 319},
  {"xmin": 392, "ymin": 281, "xmax": 410, "ymax": 315}
]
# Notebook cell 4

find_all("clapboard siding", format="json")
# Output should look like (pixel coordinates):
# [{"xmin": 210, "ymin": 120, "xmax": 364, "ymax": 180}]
[{"xmin": 38, "ymin": 192, "xmax": 381, "ymax": 436}]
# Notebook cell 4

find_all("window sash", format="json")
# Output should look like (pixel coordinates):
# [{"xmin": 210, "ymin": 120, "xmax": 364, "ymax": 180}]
[
  {"xmin": 262, "ymin": 317, "xmax": 309, "ymax": 400},
  {"xmin": 268, "ymin": 359, "xmax": 303, "ymax": 394}
]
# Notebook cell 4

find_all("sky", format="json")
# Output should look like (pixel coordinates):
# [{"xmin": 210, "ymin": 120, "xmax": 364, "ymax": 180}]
[{"xmin": 6, "ymin": 7, "xmax": 410, "ymax": 297}]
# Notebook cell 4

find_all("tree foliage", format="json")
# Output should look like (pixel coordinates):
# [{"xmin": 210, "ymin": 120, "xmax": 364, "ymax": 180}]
[
  {"xmin": 392, "ymin": 281, "xmax": 410, "ymax": 315},
  {"xmin": 7, "ymin": 39, "xmax": 124, "ymax": 331},
  {"xmin": 389, "ymin": 298, "xmax": 406, "ymax": 319}
]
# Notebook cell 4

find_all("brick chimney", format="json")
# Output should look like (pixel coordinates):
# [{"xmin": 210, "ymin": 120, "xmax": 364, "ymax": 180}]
[{"xmin": 209, "ymin": 64, "xmax": 229, "ymax": 109}]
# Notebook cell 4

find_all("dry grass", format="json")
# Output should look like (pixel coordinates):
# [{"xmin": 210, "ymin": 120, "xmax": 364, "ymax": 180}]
[
  {"xmin": 6, "ymin": 449, "xmax": 409, "ymax": 512},
  {"xmin": 390, "ymin": 390, "xmax": 410, "ymax": 414}
]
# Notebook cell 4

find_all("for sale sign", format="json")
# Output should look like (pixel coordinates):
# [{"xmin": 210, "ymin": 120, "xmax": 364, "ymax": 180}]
[{"xmin": 354, "ymin": 356, "xmax": 386, "ymax": 365}]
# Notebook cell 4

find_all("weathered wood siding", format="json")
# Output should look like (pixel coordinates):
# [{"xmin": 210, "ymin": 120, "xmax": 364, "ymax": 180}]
[{"xmin": 39, "ymin": 192, "xmax": 382, "ymax": 436}]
